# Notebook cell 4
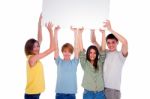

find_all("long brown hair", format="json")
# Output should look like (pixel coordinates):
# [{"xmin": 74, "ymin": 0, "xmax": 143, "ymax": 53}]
[{"xmin": 24, "ymin": 38, "xmax": 39, "ymax": 56}]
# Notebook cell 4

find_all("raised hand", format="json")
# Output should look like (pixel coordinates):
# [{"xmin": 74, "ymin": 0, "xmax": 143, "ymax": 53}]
[
  {"xmin": 54, "ymin": 25, "xmax": 61, "ymax": 33},
  {"xmin": 78, "ymin": 27, "xmax": 84, "ymax": 33},
  {"xmin": 70, "ymin": 26, "xmax": 78, "ymax": 33},
  {"xmin": 103, "ymin": 20, "xmax": 112, "ymax": 31},
  {"xmin": 91, "ymin": 29, "xmax": 95, "ymax": 33},
  {"xmin": 46, "ymin": 22, "xmax": 53, "ymax": 32},
  {"xmin": 99, "ymin": 28, "xmax": 105, "ymax": 34}
]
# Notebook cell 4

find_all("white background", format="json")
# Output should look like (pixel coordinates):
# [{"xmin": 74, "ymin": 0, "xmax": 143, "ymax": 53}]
[{"xmin": 0, "ymin": 0, "xmax": 150, "ymax": 99}]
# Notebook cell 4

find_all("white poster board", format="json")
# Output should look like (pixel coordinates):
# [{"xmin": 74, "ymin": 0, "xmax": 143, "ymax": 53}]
[{"xmin": 42, "ymin": 0, "xmax": 110, "ymax": 29}]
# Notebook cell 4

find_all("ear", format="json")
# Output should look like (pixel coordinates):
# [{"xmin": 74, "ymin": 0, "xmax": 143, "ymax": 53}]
[{"xmin": 117, "ymin": 41, "xmax": 119, "ymax": 45}]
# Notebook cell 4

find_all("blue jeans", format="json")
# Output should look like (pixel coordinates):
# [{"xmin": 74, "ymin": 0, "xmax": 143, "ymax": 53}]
[
  {"xmin": 56, "ymin": 93, "xmax": 76, "ymax": 99},
  {"xmin": 24, "ymin": 93, "xmax": 40, "ymax": 99},
  {"xmin": 83, "ymin": 89, "xmax": 106, "ymax": 99}
]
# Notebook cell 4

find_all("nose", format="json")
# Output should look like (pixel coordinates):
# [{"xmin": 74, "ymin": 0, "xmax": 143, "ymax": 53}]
[
  {"xmin": 91, "ymin": 53, "xmax": 95, "ymax": 57},
  {"xmin": 109, "ymin": 43, "xmax": 114, "ymax": 47}
]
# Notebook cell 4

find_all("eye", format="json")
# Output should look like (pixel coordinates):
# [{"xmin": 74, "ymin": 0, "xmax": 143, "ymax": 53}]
[
  {"xmin": 107, "ymin": 42, "xmax": 110, "ymax": 44},
  {"xmin": 37, "ymin": 45, "xmax": 40, "ymax": 47},
  {"xmin": 112, "ymin": 41, "xmax": 116, "ymax": 44},
  {"xmin": 33, "ymin": 45, "xmax": 36, "ymax": 48}
]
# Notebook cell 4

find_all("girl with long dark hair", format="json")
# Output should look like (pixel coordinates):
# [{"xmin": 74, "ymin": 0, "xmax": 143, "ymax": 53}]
[{"xmin": 78, "ymin": 28, "xmax": 106, "ymax": 99}]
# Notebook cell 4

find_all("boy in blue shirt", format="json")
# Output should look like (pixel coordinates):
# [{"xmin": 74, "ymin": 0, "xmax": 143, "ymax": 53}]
[{"xmin": 54, "ymin": 26, "xmax": 79, "ymax": 99}]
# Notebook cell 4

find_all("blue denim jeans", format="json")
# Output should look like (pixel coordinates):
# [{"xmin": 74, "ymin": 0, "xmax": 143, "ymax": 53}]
[
  {"xmin": 83, "ymin": 89, "xmax": 106, "ymax": 99},
  {"xmin": 56, "ymin": 93, "xmax": 76, "ymax": 99},
  {"xmin": 24, "ymin": 93, "xmax": 40, "ymax": 99}
]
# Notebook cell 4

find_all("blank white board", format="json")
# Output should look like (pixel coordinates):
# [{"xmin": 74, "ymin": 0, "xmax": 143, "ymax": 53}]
[{"xmin": 42, "ymin": 0, "xmax": 110, "ymax": 29}]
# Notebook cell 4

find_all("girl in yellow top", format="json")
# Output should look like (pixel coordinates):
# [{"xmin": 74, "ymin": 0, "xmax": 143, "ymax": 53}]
[{"xmin": 24, "ymin": 14, "xmax": 55, "ymax": 99}]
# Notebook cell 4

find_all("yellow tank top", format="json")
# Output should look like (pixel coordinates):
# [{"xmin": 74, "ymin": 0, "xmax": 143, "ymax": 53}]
[{"xmin": 25, "ymin": 55, "xmax": 45, "ymax": 94}]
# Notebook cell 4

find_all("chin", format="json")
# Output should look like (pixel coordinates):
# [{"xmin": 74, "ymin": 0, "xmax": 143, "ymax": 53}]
[
  {"xmin": 90, "ymin": 58, "xmax": 95, "ymax": 61},
  {"xmin": 109, "ymin": 49, "xmax": 116, "ymax": 52},
  {"xmin": 64, "ymin": 56, "xmax": 70, "ymax": 59}
]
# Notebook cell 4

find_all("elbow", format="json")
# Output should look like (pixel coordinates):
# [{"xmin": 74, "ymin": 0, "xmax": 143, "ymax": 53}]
[
  {"xmin": 123, "ymin": 39, "xmax": 128, "ymax": 46},
  {"xmin": 52, "ymin": 47, "xmax": 56, "ymax": 51},
  {"xmin": 50, "ymin": 46, "xmax": 55, "ymax": 52}
]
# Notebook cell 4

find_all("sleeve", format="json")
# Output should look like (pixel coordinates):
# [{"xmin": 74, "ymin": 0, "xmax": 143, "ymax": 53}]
[
  {"xmin": 54, "ymin": 56, "xmax": 62, "ymax": 66},
  {"xmin": 79, "ymin": 51, "xmax": 87, "ymax": 70},
  {"xmin": 99, "ymin": 50, "xmax": 106, "ymax": 63},
  {"xmin": 72, "ymin": 57, "xmax": 79, "ymax": 67},
  {"xmin": 119, "ymin": 52, "xmax": 126, "ymax": 63}
]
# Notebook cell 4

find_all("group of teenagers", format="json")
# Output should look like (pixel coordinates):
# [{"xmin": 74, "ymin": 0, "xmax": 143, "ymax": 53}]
[{"xmin": 24, "ymin": 14, "xmax": 128, "ymax": 99}]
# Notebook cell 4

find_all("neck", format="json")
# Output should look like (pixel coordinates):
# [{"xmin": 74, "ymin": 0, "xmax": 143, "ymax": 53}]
[
  {"xmin": 63, "ymin": 57, "xmax": 70, "ymax": 61},
  {"xmin": 90, "ymin": 60, "xmax": 94, "ymax": 65},
  {"xmin": 109, "ymin": 49, "xmax": 117, "ymax": 52}
]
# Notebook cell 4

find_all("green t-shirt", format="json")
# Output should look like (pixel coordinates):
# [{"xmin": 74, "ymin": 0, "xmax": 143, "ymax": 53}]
[{"xmin": 79, "ymin": 50, "xmax": 106, "ymax": 91}]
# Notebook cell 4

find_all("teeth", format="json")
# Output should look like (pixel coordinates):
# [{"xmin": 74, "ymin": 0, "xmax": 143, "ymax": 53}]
[{"xmin": 90, "ymin": 57, "xmax": 95, "ymax": 59}]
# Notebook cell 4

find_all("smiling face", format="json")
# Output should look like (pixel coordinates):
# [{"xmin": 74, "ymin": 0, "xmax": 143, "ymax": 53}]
[
  {"xmin": 89, "ymin": 49, "xmax": 97, "ymax": 61},
  {"xmin": 107, "ymin": 39, "xmax": 118, "ymax": 52},
  {"xmin": 86, "ymin": 46, "xmax": 99, "ymax": 62},
  {"xmin": 106, "ymin": 34, "xmax": 118, "ymax": 52},
  {"xmin": 25, "ymin": 39, "xmax": 40, "ymax": 56},
  {"xmin": 62, "ymin": 48, "xmax": 72, "ymax": 60},
  {"xmin": 32, "ymin": 42, "xmax": 40, "ymax": 55},
  {"xmin": 86, "ymin": 45, "xmax": 99, "ymax": 70},
  {"xmin": 61, "ymin": 43, "xmax": 73, "ymax": 61}
]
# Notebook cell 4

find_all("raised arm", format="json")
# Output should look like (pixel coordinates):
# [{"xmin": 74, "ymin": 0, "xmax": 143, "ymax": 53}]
[
  {"xmin": 29, "ymin": 22, "xmax": 54, "ymax": 67},
  {"xmin": 71, "ymin": 26, "xmax": 79, "ymax": 59},
  {"xmin": 99, "ymin": 29, "xmax": 106, "ymax": 51},
  {"xmin": 38, "ymin": 14, "xmax": 42, "ymax": 45},
  {"xmin": 46, "ymin": 22, "xmax": 54, "ymax": 49},
  {"xmin": 90, "ymin": 29, "xmax": 101, "ymax": 49},
  {"xmin": 104, "ymin": 20, "xmax": 128, "ymax": 57},
  {"xmin": 78, "ymin": 27, "xmax": 87, "ymax": 69},
  {"xmin": 78, "ymin": 27, "xmax": 84, "ymax": 51},
  {"xmin": 54, "ymin": 25, "xmax": 60, "ymax": 59}
]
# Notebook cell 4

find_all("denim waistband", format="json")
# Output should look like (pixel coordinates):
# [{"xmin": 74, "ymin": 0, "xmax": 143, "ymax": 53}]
[{"xmin": 84, "ymin": 89, "xmax": 104, "ymax": 93}]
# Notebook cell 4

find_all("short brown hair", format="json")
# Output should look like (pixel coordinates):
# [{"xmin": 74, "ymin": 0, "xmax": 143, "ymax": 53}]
[
  {"xmin": 24, "ymin": 38, "xmax": 39, "ymax": 56},
  {"xmin": 61, "ymin": 43, "xmax": 74, "ymax": 54}
]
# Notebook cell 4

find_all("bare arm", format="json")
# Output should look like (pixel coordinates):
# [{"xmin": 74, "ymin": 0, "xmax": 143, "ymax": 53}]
[
  {"xmin": 104, "ymin": 20, "xmax": 128, "ymax": 57},
  {"xmin": 78, "ymin": 27, "xmax": 84, "ymax": 51},
  {"xmin": 71, "ymin": 26, "xmax": 79, "ymax": 59},
  {"xmin": 90, "ymin": 29, "xmax": 101, "ymax": 49},
  {"xmin": 38, "ymin": 14, "xmax": 42, "ymax": 45},
  {"xmin": 54, "ymin": 25, "xmax": 60, "ymax": 59},
  {"xmin": 29, "ymin": 22, "xmax": 54, "ymax": 67},
  {"xmin": 99, "ymin": 29, "xmax": 106, "ymax": 51}
]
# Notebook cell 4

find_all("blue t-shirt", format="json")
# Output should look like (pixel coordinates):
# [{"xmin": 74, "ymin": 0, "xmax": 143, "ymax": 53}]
[{"xmin": 55, "ymin": 56, "xmax": 79, "ymax": 94}]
